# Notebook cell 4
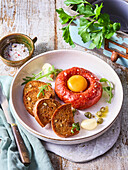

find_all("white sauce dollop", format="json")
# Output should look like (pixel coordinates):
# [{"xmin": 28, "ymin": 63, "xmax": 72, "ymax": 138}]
[{"xmin": 81, "ymin": 119, "xmax": 97, "ymax": 130}]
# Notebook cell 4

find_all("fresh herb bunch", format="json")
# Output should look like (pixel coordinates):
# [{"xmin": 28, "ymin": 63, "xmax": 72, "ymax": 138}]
[
  {"xmin": 56, "ymin": 0, "xmax": 121, "ymax": 49},
  {"xmin": 100, "ymin": 78, "xmax": 114, "ymax": 104},
  {"xmin": 22, "ymin": 65, "xmax": 62, "ymax": 85},
  {"xmin": 37, "ymin": 83, "xmax": 51, "ymax": 98},
  {"xmin": 71, "ymin": 122, "xmax": 80, "ymax": 133}
]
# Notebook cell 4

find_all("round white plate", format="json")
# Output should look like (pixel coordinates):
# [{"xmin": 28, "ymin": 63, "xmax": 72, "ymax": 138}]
[{"xmin": 10, "ymin": 50, "xmax": 123, "ymax": 144}]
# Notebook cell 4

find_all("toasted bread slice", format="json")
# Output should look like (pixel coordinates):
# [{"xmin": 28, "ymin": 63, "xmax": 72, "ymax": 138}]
[
  {"xmin": 23, "ymin": 89, "xmax": 53, "ymax": 116},
  {"xmin": 33, "ymin": 99, "xmax": 61, "ymax": 127},
  {"xmin": 23, "ymin": 80, "xmax": 55, "ymax": 98},
  {"xmin": 51, "ymin": 104, "xmax": 79, "ymax": 138}
]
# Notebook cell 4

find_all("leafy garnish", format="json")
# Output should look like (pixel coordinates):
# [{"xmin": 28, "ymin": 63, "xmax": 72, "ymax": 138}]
[
  {"xmin": 21, "ymin": 65, "xmax": 62, "ymax": 85},
  {"xmin": 37, "ymin": 83, "xmax": 51, "ymax": 98},
  {"xmin": 62, "ymin": 26, "xmax": 75, "ymax": 47},
  {"xmin": 100, "ymin": 78, "xmax": 114, "ymax": 104},
  {"xmin": 56, "ymin": 0, "xmax": 121, "ymax": 49},
  {"xmin": 71, "ymin": 122, "xmax": 80, "ymax": 133},
  {"xmin": 56, "ymin": 8, "xmax": 72, "ymax": 24}
]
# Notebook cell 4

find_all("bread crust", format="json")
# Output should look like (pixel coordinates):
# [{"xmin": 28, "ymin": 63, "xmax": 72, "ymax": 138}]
[
  {"xmin": 51, "ymin": 103, "xmax": 79, "ymax": 138},
  {"xmin": 23, "ymin": 80, "xmax": 55, "ymax": 98},
  {"xmin": 23, "ymin": 89, "xmax": 54, "ymax": 116},
  {"xmin": 33, "ymin": 98, "xmax": 61, "ymax": 127},
  {"xmin": 23, "ymin": 80, "xmax": 55, "ymax": 116}
]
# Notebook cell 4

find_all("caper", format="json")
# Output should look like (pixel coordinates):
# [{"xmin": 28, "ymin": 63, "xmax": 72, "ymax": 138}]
[
  {"xmin": 84, "ymin": 112, "xmax": 92, "ymax": 119},
  {"xmin": 97, "ymin": 111, "xmax": 102, "ymax": 117},
  {"xmin": 97, "ymin": 118, "xmax": 103, "ymax": 124},
  {"xmin": 100, "ymin": 107, "xmax": 106, "ymax": 113}
]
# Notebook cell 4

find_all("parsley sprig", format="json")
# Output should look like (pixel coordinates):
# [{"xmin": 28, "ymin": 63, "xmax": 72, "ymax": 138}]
[
  {"xmin": 37, "ymin": 83, "xmax": 51, "ymax": 98},
  {"xmin": 71, "ymin": 122, "xmax": 80, "ymax": 133},
  {"xmin": 22, "ymin": 65, "xmax": 62, "ymax": 85},
  {"xmin": 56, "ymin": 0, "xmax": 121, "ymax": 49},
  {"xmin": 100, "ymin": 78, "xmax": 114, "ymax": 104}
]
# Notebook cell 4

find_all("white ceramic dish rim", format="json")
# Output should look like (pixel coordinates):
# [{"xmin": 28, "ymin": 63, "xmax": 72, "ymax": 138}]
[{"xmin": 10, "ymin": 49, "xmax": 123, "ymax": 144}]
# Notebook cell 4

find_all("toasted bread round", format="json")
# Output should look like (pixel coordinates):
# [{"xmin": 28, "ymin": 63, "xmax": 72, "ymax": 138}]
[
  {"xmin": 51, "ymin": 103, "xmax": 79, "ymax": 138},
  {"xmin": 33, "ymin": 99, "xmax": 61, "ymax": 127},
  {"xmin": 23, "ymin": 80, "xmax": 55, "ymax": 98},
  {"xmin": 23, "ymin": 89, "xmax": 53, "ymax": 116}
]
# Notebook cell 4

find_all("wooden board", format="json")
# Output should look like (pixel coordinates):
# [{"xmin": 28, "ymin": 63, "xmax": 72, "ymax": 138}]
[{"xmin": 0, "ymin": 0, "xmax": 128, "ymax": 169}]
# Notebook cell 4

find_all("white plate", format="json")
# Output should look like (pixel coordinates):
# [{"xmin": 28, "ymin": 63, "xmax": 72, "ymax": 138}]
[{"xmin": 10, "ymin": 50, "xmax": 123, "ymax": 144}]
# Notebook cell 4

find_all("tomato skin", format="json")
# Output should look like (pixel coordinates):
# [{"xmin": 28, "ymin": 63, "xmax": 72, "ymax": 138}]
[{"xmin": 55, "ymin": 67, "xmax": 102, "ymax": 110}]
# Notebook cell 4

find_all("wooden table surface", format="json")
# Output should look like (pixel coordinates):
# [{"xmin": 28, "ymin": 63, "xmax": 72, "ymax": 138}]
[{"xmin": 0, "ymin": 1, "xmax": 128, "ymax": 169}]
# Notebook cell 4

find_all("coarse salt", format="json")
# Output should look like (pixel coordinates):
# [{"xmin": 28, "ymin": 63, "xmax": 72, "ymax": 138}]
[{"xmin": 3, "ymin": 43, "xmax": 29, "ymax": 61}]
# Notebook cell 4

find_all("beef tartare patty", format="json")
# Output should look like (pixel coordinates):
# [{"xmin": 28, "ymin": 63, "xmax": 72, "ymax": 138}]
[{"xmin": 55, "ymin": 67, "xmax": 102, "ymax": 110}]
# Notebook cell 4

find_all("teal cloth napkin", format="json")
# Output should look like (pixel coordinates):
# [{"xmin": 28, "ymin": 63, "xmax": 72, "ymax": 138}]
[{"xmin": 0, "ymin": 76, "xmax": 54, "ymax": 170}]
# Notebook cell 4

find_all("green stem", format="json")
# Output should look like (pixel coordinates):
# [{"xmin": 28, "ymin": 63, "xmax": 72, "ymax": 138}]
[
  {"xmin": 68, "ymin": 13, "xmax": 82, "ymax": 26},
  {"xmin": 34, "ymin": 70, "xmax": 44, "ymax": 78},
  {"xmin": 35, "ymin": 70, "xmax": 54, "ymax": 80},
  {"xmin": 84, "ymin": 0, "xmax": 95, "ymax": 8}
]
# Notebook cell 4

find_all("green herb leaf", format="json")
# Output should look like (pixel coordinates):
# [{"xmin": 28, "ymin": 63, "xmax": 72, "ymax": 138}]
[
  {"xmin": 98, "ymin": 13, "xmax": 110, "ymax": 26},
  {"xmin": 94, "ymin": 3, "xmax": 103, "ymax": 19},
  {"xmin": 113, "ymin": 22, "xmax": 121, "ymax": 31},
  {"xmin": 100, "ymin": 78, "xmax": 114, "ymax": 104},
  {"xmin": 21, "ymin": 70, "xmax": 44, "ymax": 85},
  {"xmin": 37, "ymin": 83, "xmax": 51, "ymax": 98},
  {"xmin": 78, "ymin": 4, "xmax": 94, "ymax": 17},
  {"xmin": 89, "ymin": 42, "xmax": 96, "ymax": 49},
  {"xmin": 78, "ymin": 18, "xmax": 94, "ymax": 43},
  {"xmin": 71, "ymin": 129, "xmax": 75, "ymax": 133},
  {"xmin": 79, "ymin": 17, "xmax": 89, "ymax": 26},
  {"xmin": 22, "ymin": 65, "xmax": 62, "ymax": 85},
  {"xmin": 105, "ymin": 30, "xmax": 115, "ymax": 39},
  {"xmin": 91, "ymin": 30, "xmax": 103, "ymax": 49},
  {"xmin": 78, "ymin": 22, "xmax": 91, "ymax": 42},
  {"xmin": 64, "ymin": 0, "xmax": 85, "ymax": 6},
  {"xmin": 62, "ymin": 26, "xmax": 75, "ymax": 47},
  {"xmin": 56, "ymin": 8, "xmax": 72, "ymax": 24},
  {"xmin": 56, "ymin": 1, "xmax": 121, "ymax": 49},
  {"xmin": 71, "ymin": 122, "xmax": 80, "ymax": 133}
]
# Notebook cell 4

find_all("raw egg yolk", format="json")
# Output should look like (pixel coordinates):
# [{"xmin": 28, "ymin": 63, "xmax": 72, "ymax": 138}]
[{"xmin": 67, "ymin": 75, "xmax": 88, "ymax": 92}]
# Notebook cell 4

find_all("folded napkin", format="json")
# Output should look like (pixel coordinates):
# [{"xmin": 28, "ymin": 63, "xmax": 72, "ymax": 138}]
[{"xmin": 0, "ymin": 76, "xmax": 54, "ymax": 170}]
